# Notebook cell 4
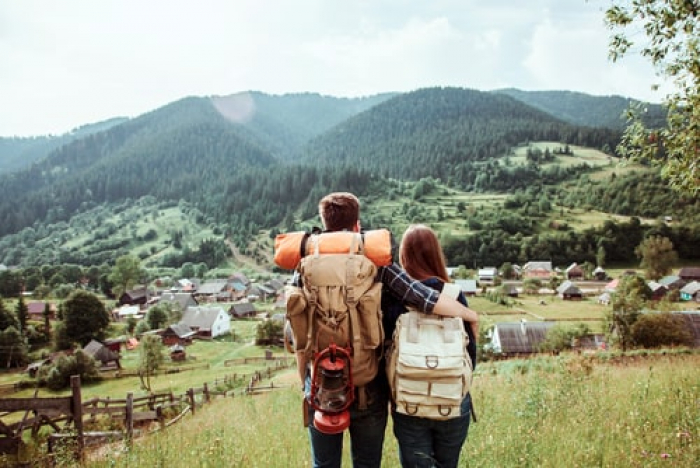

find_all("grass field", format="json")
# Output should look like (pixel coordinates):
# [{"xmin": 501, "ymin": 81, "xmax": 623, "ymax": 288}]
[
  {"xmin": 66, "ymin": 351, "xmax": 700, "ymax": 468},
  {"xmin": 0, "ymin": 320, "xmax": 276, "ymax": 399}
]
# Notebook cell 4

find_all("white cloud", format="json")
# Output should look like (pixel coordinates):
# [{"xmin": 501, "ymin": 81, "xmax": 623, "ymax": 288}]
[{"xmin": 0, "ymin": 0, "xmax": 670, "ymax": 136}]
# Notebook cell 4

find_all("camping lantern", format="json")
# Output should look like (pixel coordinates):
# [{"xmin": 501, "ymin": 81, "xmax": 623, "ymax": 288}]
[{"xmin": 309, "ymin": 343, "xmax": 354, "ymax": 434}]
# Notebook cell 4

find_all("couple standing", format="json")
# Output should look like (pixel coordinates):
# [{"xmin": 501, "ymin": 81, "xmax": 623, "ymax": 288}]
[{"xmin": 285, "ymin": 192, "xmax": 479, "ymax": 468}]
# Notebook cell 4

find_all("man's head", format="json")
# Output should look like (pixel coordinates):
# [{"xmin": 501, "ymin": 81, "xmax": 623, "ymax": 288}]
[{"xmin": 319, "ymin": 192, "xmax": 360, "ymax": 232}]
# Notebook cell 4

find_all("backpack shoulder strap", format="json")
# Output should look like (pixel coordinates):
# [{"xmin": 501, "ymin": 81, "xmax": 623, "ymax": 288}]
[{"xmin": 441, "ymin": 282, "xmax": 462, "ymax": 300}]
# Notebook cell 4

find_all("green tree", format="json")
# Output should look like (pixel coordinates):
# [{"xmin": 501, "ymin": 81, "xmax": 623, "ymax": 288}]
[
  {"xmin": 500, "ymin": 262, "xmax": 515, "ymax": 280},
  {"xmin": 631, "ymin": 312, "xmax": 693, "ymax": 348},
  {"xmin": 138, "ymin": 334, "xmax": 165, "ymax": 391},
  {"xmin": 0, "ymin": 296, "xmax": 18, "ymax": 330},
  {"xmin": 539, "ymin": 323, "xmax": 591, "ymax": 353},
  {"xmin": 15, "ymin": 295, "xmax": 28, "ymax": 334},
  {"xmin": 56, "ymin": 290, "xmax": 110, "ymax": 350},
  {"xmin": 607, "ymin": 275, "xmax": 652, "ymax": 351},
  {"xmin": 0, "ymin": 326, "xmax": 28, "ymax": 368},
  {"xmin": 36, "ymin": 350, "xmax": 101, "ymax": 390},
  {"xmin": 256, "ymin": 319, "xmax": 284, "ymax": 345},
  {"xmin": 108, "ymin": 255, "xmax": 145, "ymax": 299},
  {"xmin": 634, "ymin": 235, "xmax": 678, "ymax": 280},
  {"xmin": 43, "ymin": 302, "xmax": 52, "ymax": 339},
  {"xmin": 522, "ymin": 278, "xmax": 542, "ymax": 295},
  {"xmin": 146, "ymin": 305, "xmax": 169, "ymax": 330},
  {"xmin": 605, "ymin": 1, "xmax": 699, "ymax": 194},
  {"xmin": 126, "ymin": 316, "xmax": 138, "ymax": 335},
  {"xmin": 180, "ymin": 262, "xmax": 196, "ymax": 279},
  {"xmin": 596, "ymin": 244, "xmax": 606, "ymax": 268}
]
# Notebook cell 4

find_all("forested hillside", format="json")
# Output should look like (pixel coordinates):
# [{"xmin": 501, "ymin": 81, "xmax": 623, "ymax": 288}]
[
  {"xmin": 0, "ymin": 118, "xmax": 127, "ymax": 173},
  {"xmin": 212, "ymin": 91, "xmax": 395, "ymax": 161},
  {"xmin": 303, "ymin": 87, "xmax": 620, "ymax": 186},
  {"xmin": 0, "ymin": 87, "xmax": 698, "ymax": 274},
  {"xmin": 495, "ymin": 88, "xmax": 667, "ymax": 130}
]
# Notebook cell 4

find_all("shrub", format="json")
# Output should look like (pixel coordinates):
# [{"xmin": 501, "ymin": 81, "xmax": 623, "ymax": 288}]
[
  {"xmin": 631, "ymin": 312, "xmax": 694, "ymax": 348},
  {"xmin": 255, "ymin": 319, "xmax": 283, "ymax": 346},
  {"xmin": 36, "ymin": 350, "xmax": 101, "ymax": 390}
]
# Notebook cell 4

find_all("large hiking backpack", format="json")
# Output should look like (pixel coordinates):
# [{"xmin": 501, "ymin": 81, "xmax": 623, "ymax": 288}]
[
  {"xmin": 386, "ymin": 282, "xmax": 472, "ymax": 420},
  {"xmin": 274, "ymin": 230, "xmax": 391, "ymax": 387}
]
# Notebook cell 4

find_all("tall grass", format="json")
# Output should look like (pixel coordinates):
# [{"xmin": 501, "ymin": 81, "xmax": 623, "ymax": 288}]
[{"xmin": 81, "ymin": 353, "xmax": 699, "ymax": 468}]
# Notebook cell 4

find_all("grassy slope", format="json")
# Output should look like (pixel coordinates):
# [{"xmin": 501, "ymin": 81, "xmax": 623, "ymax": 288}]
[
  {"xmin": 75, "ymin": 352, "xmax": 700, "ymax": 468},
  {"xmin": 9, "ymin": 141, "xmax": 665, "ymax": 273}
]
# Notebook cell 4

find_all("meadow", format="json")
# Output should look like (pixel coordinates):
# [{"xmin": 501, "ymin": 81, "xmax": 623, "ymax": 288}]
[{"xmin": 76, "ymin": 351, "xmax": 699, "ymax": 468}]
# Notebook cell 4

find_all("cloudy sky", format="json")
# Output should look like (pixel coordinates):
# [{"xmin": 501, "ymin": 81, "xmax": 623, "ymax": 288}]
[{"xmin": 0, "ymin": 0, "xmax": 668, "ymax": 137}]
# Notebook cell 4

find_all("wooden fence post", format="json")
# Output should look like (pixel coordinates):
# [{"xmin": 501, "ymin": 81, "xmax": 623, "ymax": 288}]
[
  {"xmin": 125, "ymin": 393, "xmax": 134, "ymax": 445},
  {"xmin": 203, "ymin": 383, "xmax": 210, "ymax": 403},
  {"xmin": 187, "ymin": 388, "xmax": 195, "ymax": 415},
  {"xmin": 70, "ymin": 375, "xmax": 84, "ymax": 461},
  {"xmin": 156, "ymin": 405, "xmax": 165, "ymax": 430}
]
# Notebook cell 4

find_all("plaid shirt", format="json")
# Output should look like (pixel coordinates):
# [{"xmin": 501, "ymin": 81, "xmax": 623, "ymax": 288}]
[
  {"xmin": 291, "ymin": 262, "xmax": 438, "ymax": 314},
  {"xmin": 376, "ymin": 263, "xmax": 438, "ymax": 314}
]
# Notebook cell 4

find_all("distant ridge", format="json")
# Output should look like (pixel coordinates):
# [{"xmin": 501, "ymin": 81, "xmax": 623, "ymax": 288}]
[{"xmin": 494, "ymin": 88, "xmax": 666, "ymax": 129}]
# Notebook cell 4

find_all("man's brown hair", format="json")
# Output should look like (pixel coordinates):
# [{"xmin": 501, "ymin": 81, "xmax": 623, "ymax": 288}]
[
  {"xmin": 399, "ymin": 224, "xmax": 450, "ymax": 283},
  {"xmin": 318, "ymin": 192, "xmax": 360, "ymax": 232}
]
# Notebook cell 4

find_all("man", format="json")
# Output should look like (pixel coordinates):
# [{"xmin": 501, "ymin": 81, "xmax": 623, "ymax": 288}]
[{"xmin": 291, "ymin": 192, "xmax": 478, "ymax": 468}]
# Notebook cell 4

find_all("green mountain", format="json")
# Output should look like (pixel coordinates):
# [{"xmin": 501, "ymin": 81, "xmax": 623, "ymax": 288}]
[
  {"xmin": 0, "ymin": 117, "xmax": 127, "ymax": 174},
  {"xmin": 212, "ymin": 91, "xmax": 396, "ymax": 161},
  {"xmin": 0, "ymin": 87, "xmax": 697, "ymax": 274},
  {"xmin": 494, "ymin": 88, "xmax": 667, "ymax": 129},
  {"xmin": 303, "ymin": 87, "xmax": 619, "ymax": 186}
]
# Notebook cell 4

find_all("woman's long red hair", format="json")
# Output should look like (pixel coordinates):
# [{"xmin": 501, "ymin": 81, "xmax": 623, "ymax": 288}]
[{"xmin": 399, "ymin": 224, "xmax": 449, "ymax": 283}]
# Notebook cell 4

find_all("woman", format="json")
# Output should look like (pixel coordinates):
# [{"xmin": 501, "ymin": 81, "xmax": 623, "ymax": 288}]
[{"xmin": 383, "ymin": 224, "xmax": 478, "ymax": 468}]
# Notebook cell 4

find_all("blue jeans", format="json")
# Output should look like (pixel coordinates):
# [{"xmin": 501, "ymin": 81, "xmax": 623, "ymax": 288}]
[
  {"xmin": 305, "ymin": 373, "xmax": 388, "ymax": 468},
  {"xmin": 391, "ymin": 394, "xmax": 472, "ymax": 468}
]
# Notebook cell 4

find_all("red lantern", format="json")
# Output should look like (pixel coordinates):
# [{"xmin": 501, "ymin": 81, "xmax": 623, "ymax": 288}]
[{"xmin": 309, "ymin": 343, "xmax": 354, "ymax": 434}]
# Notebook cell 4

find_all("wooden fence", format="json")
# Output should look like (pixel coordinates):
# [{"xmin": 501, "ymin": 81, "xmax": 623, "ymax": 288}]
[{"xmin": 0, "ymin": 359, "xmax": 293, "ymax": 464}]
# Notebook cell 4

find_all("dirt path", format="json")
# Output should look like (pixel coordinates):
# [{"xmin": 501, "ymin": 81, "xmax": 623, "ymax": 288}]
[{"xmin": 225, "ymin": 238, "xmax": 270, "ymax": 273}]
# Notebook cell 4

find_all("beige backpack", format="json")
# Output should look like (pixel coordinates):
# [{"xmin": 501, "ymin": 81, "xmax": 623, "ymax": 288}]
[
  {"xmin": 284, "ymin": 232, "xmax": 384, "ymax": 387},
  {"xmin": 386, "ymin": 282, "xmax": 472, "ymax": 420}
]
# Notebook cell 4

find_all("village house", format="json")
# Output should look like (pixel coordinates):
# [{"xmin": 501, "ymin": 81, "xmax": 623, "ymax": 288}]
[
  {"xmin": 103, "ymin": 337, "xmax": 127, "ymax": 355},
  {"xmin": 477, "ymin": 267, "xmax": 499, "ymax": 284},
  {"xmin": 593, "ymin": 266, "xmax": 607, "ymax": 281},
  {"xmin": 659, "ymin": 275, "xmax": 687, "ymax": 291},
  {"xmin": 678, "ymin": 267, "xmax": 700, "ymax": 282},
  {"xmin": 565, "ymin": 263, "xmax": 584, "ymax": 280},
  {"xmin": 82, "ymin": 339, "xmax": 121, "ymax": 370},
  {"xmin": 604, "ymin": 278, "xmax": 619, "ymax": 293},
  {"xmin": 194, "ymin": 279, "xmax": 230, "ymax": 303},
  {"xmin": 170, "ymin": 344, "xmax": 187, "ymax": 361},
  {"xmin": 180, "ymin": 306, "xmax": 231, "ymax": 339},
  {"xmin": 228, "ymin": 280, "xmax": 248, "ymax": 301},
  {"xmin": 487, "ymin": 320, "xmax": 556, "ymax": 355},
  {"xmin": 160, "ymin": 323, "xmax": 196, "ymax": 346},
  {"xmin": 647, "ymin": 281, "xmax": 669, "ymax": 301},
  {"xmin": 454, "ymin": 279, "xmax": 478, "ymax": 297},
  {"xmin": 522, "ymin": 261, "xmax": 553, "ymax": 280},
  {"xmin": 118, "ymin": 287, "xmax": 152, "ymax": 307},
  {"xmin": 557, "ymin": 280, "xmax": 583, "ymax": 300},
  {"xmin": 157, "ymin": 291, "xmax": 198, "ymax": 312},
  {"xmin": 229, "ymin": 302, "xmax": 257, "ymax": 319},
  {"xmin": 113, "ymin": 305, "xmax": 142, "ymax": 322},
  {"xmin": 26, "ymin": 301, "xmax": 56, "ymax": 321},
  {"xmin": 680, "ymin": 282, "xmax": 700, "ymax": 302},
  {"xmin": 176, "ymin": 278, "xmax": 199, "ymax": 293},
  {"xmin": 265, "ymin": 277, "xmax": 286, "ymax": 292},
  {"xmin": 229, "ymin": 272, "xmax": 251, "ymax": 288}
]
